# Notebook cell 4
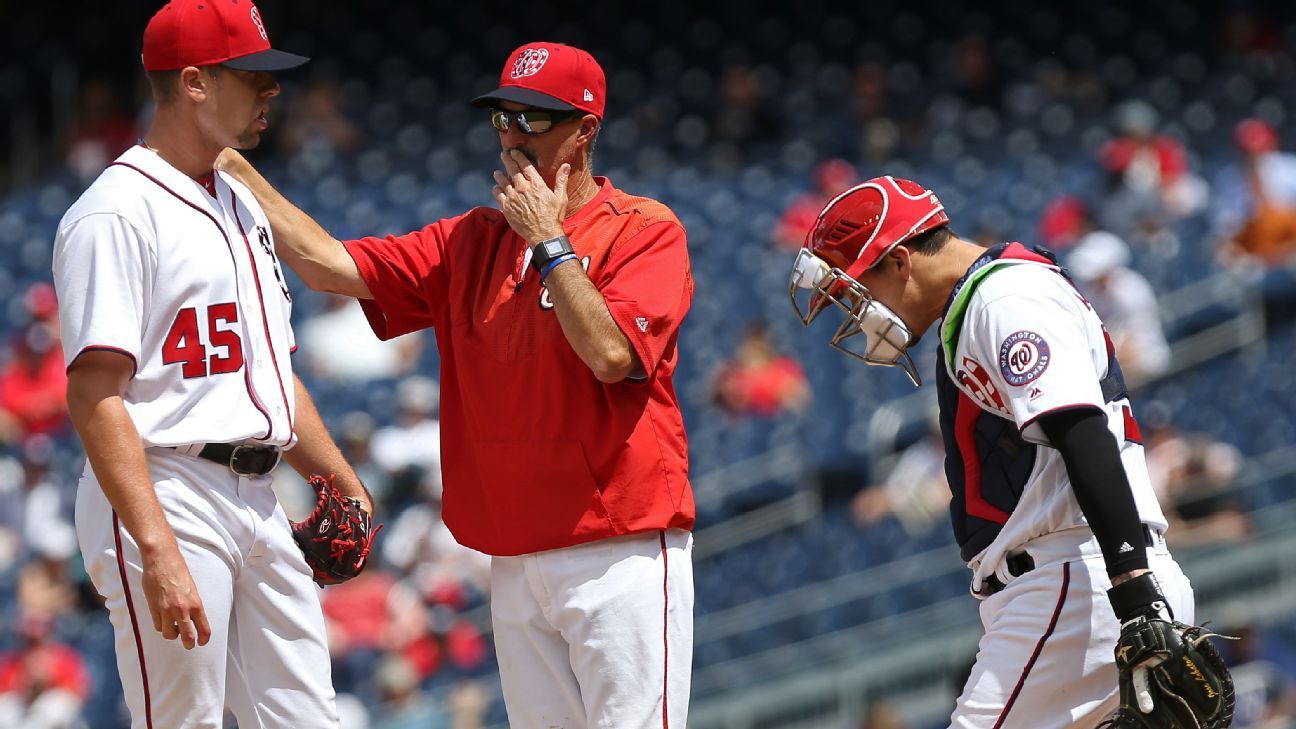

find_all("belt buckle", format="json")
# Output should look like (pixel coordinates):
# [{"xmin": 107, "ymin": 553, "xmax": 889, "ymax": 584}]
[{"xmin": 229, "ymin": 445, "xmax": 280, "ymax": 477}]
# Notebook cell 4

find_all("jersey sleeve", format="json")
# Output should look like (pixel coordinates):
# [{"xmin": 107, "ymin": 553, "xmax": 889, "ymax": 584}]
[
  {"xmin": 342, "ymin": 218, "xmax": 454, "ymax": 341},
  {"xmin": 965, "ymin": 283, "xmax": 1106, "ymax": 445},
  {"xmin": 53, "ymin": 212, "xmax": 153, "ymax": 374},
  {"xmin": 595, "ymin": 220, "xmax": 693, "ymax": 380}
]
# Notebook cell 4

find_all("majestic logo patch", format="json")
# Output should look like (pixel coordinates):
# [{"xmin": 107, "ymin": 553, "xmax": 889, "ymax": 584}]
[
  {"xmin": 999, "ymin": 330, "xmax": 1050, "ymax": 386},
  {"xmin": 635, "ymin": 316, "xmax": 649, "ymax": 332},
  {"xmin": 511, "ymin": 48, "xmax": 550, "ymax": 78},
  {"xmin": 249, "ymin": 7, "xmax": 269, "ymax": 40}
]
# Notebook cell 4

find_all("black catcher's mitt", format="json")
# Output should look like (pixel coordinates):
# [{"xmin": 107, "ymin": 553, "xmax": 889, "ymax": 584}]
[
  {"xmin": 291, "ymin": 474, "xmax": 382, "ymax": 586},
  {"xmin": 1097, "ymin": 574, "xmax": 1234, "ymax": 729}
]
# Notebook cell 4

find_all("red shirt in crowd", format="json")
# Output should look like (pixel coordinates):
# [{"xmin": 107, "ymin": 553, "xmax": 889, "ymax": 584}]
[
  {"xmin": 345, "ymin": 177, "xmax": 695, "ymax": 555},
  {"xmin": 0, "ymin": 345, "xmax": 68, "ymax": 437}
]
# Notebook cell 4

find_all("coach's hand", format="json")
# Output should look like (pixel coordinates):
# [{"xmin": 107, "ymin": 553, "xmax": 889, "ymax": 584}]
[
  {"xmin": 215, "ymin": 147, "xmax": 253, "ymax": 182},
  {"xmin": 142, "ymin": 544, "xmax": 211, "ymax": 650},
  {"xmin": 493, "ymin": 149, "xmax": 569, "ymax": 244}
]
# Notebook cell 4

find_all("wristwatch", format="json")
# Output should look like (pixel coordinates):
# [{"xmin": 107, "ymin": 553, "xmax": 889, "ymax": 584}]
[{"xmin": 530, "ymin": 235, "xmax": 575, "ymax": 273}]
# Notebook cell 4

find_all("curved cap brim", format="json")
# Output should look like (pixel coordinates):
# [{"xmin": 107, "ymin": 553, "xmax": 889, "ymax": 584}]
[
  {"xmin": 471, "ymin": 86, "xmax": 576, "ymax": 111},
  {"xmin": 223, "ymin": 49, "xmax": 310, "ymax": 72}
]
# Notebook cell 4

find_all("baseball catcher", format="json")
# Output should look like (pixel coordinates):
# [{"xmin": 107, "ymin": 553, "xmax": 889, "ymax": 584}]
[
  {"xmin": 1099, "ymin": 573, "xmax": 1234, "ymax": 729},
  {"xmin": 292, "ymin": 474, "xmax": 383, "ymax": 586}
]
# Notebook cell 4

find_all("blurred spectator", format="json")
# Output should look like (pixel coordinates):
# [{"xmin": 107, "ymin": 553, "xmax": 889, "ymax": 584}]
[
  {"xmin": 0, "ymin": 323, "xmax": 69, "ymax": 444},
  {"xmin": 851, "ymin": 62, "xmax": 901, "ymax": 162},
  {"xmin": 338, "ymin": 411, "xmax": 395, "ymax": 511},
  {"xmin": 858, "ymin": 699, "xmax": 910, "ymax": 729},
  {"xmin": 335, "ymin": 692, "xmax": 372, "ymax": 729},
  {"xmin": 1223, "ymin": 626, "xmax": 1296, "ymax": 729},
  {"xmin": 277, "ymin": 80, "xmax": 362, "ymax": 158},
  {"xmin": 1066, "ymin": 229, "xmax": 1171, "ymax": 381},
  {"xmin": 1141, "ymin": 405, "xmax": 1251, "ymax": 549},
  {"xmin": 710, "ymin": 63, "xmax": 783, "ymax": 146},
  {"xmin": 0, "ymin": 436, "xmax": 76, "ymax": 573},
  {"xmin": 1036, "ymin": 195, "xmax": 1090, "ymax": 250},
  {"xmin": 0, "ymin": 615, "xmax": 89, "ymax": 729},
  {"xmin": 852, "ymin": 418, "xmax": 947, "ymax": 535},
  {"xmin": 63, "ymin": 79, "xmax": 137, "ymax": 184},
  {"xmin": 298, "ymin": 295, "xmax": 423, "ymax": 383},
  {"xmin": 1212, "ymin": 119, "xmax": 1296, "ymax": 268},
  {"xmin": 371, "ymin": 655, "xmax": 446, "ymax": 729},
  {"xmin": 711, "ymin": 321, "xmax": 810, "ymax": 417},
  {"xmin": 382, "ymin": 478, "xmax": 491, "ymax": 599},
  {"xmin": 445, "ymin": 680, "xmax": 489, "ymax": 729},
  {"xmin": 950, "ymin": 34, "xmax": 1002, "ymax": 108},
  {"xmin": 371, "ymin": 376, "xmax": 443, "ymax": 501},
  {"xmin": 1099, "ymin": 100, "xmax": 1208, "ymax": 228},
  {"xmin": 322, "ymin": 571, "xmax": 434, "ymax": 697},
  {"xmin": 775, "ymin": 159, "xmax": 857, "ymax": 251}
]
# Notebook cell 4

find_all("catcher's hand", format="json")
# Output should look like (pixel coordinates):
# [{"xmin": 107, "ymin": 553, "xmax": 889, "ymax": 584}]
[
  {"xmin": 291, "ymin": 474, "xmax": 383, "ymax": 586},
  {"xmin": 1098, "ymin": 574, "xmax": 1234, "ymax": 729}
]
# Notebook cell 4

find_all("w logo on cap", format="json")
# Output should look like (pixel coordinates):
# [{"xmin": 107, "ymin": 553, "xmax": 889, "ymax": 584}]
[
  {"xmin": 511, "ymin": 48, "xmax": 549, "ymax": 78},
  {"xmin": 249, "ymin": 6, "xmax": 268, "ymax": 40}
]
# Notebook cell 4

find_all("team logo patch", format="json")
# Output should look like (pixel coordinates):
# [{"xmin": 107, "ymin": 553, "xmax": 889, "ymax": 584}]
[
  {"xmin": 511, "ymin": 48, "xmax": 549, "ymax": 78},
  {"xmin": 999, "ymin": 330, "xmax": 1051, "ymax": 386},
  {"xmin": 249, "ymin": 7, "xmax": 269, "ymax": 40}
]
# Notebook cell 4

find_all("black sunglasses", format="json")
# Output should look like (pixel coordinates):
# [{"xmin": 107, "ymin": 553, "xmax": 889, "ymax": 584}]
[{"xmin": 490, "ymin": 108, "xmax": 579, "ymax": 135}]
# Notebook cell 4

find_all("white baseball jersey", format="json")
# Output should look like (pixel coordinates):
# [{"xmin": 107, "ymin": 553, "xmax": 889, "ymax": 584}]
[
  {"xmin": 935, "ymin": 245, "xmax": 1191, "ymax": 729},
  {"xmin": 937, "ymin": 252, "xmax": 1168, "ymax": 587},
  {"xmin": 53, "ymin": 145, "xmax": 297, "ymax": 448}
]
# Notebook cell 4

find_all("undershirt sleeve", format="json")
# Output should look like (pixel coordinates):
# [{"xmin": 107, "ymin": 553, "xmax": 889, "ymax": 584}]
[{"xmin": 1038, "ymin": 408, "xmax": 1149, "ymax": 577}]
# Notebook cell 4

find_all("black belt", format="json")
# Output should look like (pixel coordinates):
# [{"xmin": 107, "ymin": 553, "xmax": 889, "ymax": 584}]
[
  {"xmin": 978, "ymin": 525, "xmax": 1162, "ymax": 597},
  {"xmin": 189, "ymin": 443, "xmax": 282, "ymax": 476}
]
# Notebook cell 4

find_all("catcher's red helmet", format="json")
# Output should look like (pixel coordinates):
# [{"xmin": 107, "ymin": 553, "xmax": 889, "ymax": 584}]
[
  {"xmin": 806, "ymin": 175, "xmax": 948, "ymax": 280},
  {"xmin": 788, "ymin": 176, "xmax": 948, "ymax": 387}
]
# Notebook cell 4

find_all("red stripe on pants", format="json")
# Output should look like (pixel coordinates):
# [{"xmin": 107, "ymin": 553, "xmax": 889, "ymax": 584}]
[
  {"xmin": 993, "ymin": 561, "xmax": 1071, "ymax": 729},
  {"xmin": 114, "ymin": 512, "xmax": 154, "ymax": 729},
  {"xmin": 660, "ymin": 530, "xmax": 670, "ymax": 729}
]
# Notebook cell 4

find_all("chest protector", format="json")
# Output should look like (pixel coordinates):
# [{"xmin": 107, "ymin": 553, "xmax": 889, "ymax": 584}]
[{"xmin": 936, "ymin": 243, "xmax": 1130, "ymax": 561}]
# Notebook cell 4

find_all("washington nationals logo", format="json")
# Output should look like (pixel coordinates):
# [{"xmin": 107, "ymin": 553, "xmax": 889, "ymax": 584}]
[
  {"xmin": 249, "ymin": 7, "xmax": 268, "ymax": 40},
  {"xmin": 511, "ymin": 48, "xmax": 550, "ymax": 78},
  {"xmin": 999, "ymin": 330, "xmax": 1051, "ymax": 386}
]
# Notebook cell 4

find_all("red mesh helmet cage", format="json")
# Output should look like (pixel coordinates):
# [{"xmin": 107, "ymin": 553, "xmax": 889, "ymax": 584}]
[{"xmin": 805, "ymin": 176, "xmax": 949, "ymax": 279}]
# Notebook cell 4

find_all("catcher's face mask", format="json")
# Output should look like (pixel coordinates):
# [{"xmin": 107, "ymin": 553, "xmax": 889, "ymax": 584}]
[{"xmin": 788, "ymin": 247, "xmax": 921, "ymax": 386}]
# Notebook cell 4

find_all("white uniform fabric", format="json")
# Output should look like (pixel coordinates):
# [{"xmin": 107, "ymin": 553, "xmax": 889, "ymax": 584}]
[
  {"xmin": 76, "ymin": 451, "xmax": 337, "ymax": 729},
  {"xmin": 942, "ymin": 261, "xmax": 1168, "ymax": 589},
  {"xmin": 54, "ymin": 145, "xmax": 298, "ymax": 449},
  {"xmin": 54, "ymin": 146, "xmax": 334, "ymax": 728},
  {"xmin": 940, "ymin": 256, "xmax": 1191, "ymax": 729},
  {"xmin": 490, "ymin": 529, "xmax": 694, "ymax": 729},
  {"xmin": 950, "ymin": 527, "xmax": 1193, "ymax": 729}
]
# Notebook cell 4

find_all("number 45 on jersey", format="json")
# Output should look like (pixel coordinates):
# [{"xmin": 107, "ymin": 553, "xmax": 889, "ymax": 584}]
[{"xmin": 162, "ymin": 303, "xmax": 243, "ymax": 378}]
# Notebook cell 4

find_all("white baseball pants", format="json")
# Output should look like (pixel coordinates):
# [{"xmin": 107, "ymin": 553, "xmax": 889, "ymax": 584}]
[
  {"xmin": 490, "ymin": 528, "xmax": 694, "ymax": 729},
  {"xmin": 950, "ymin": 527, "xmax": 1194, "ymax": 729},
  {"xmin": 75, "ymin": 449, "xmax": 338, "ymax": 729}
]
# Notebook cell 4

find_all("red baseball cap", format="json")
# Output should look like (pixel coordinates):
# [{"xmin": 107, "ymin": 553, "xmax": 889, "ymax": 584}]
[
  {"xmin": 142, "ymin": 0, "xmax": 309, "ymax": 72},
  {"xmin": 472, "ymin": 42, "xmax": 606, "ymax": 118}
]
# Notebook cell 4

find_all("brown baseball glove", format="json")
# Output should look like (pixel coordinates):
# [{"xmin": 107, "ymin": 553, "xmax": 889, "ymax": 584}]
[{"xmin": 291, "ymin": 474, "xmax": 382, "ymax": 586}]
